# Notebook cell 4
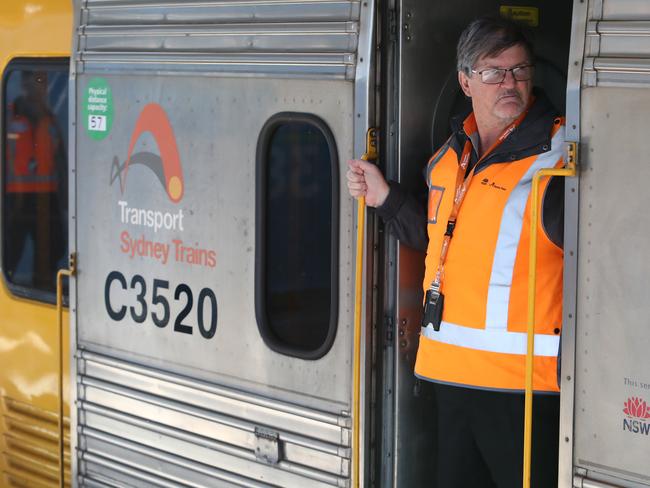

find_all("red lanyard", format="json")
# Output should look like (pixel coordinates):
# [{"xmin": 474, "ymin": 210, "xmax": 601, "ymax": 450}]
[{"xmin": 430, "ymin": 105, "xmax": 531, "ymax": 291}]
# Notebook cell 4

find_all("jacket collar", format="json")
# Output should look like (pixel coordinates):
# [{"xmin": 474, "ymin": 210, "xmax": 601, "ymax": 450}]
[{"xmin": 449, "ymin": 90, "xmax": 560, "ymax": 167}]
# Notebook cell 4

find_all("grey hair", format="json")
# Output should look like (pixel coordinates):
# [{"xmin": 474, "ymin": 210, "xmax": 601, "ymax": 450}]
[{"xmin": 456, "ymin": 17, "xmax": 533, "ymax": 75}]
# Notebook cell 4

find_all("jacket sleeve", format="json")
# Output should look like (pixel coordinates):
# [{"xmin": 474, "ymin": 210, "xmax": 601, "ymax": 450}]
[{"xmin": 372, "ymin": 180, "xmax": 428, "ymax": 252}]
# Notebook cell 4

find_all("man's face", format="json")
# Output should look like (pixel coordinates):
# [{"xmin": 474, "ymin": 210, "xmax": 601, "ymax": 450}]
[{"xmin": 458, "ymin": 44, "xmax": 533, "ymax": 130}]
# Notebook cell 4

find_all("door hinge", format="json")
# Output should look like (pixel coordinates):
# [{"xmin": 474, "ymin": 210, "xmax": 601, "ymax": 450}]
[{"xmin": 254, "ymin": 427, "xmax": 280, "ymax": 465}]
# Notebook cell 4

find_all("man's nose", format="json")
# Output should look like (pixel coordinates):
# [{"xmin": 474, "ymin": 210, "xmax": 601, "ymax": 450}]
[{"xmin": 500, "ymin": 70, "xmax": 517, "ymax": 87}]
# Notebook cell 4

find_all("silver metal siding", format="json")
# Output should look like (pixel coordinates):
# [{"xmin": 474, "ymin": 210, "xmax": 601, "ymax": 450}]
[
  {"xmin": 85, "ymin": 0, "xmax": 359, "ymax": 25},
  {"xmin": 559, "ymin": 1, "xmax": 588, "ymax": 486},
  {"xmin": 572, "ymin": 86, "xmax": 650, "ymax": 487},
  {"xmin": 77, "ymin": 0, "xmax": 361, "ymax": 78},
  {"xmin": 570, "ymin": 1, "xmax": 650, "ymax": 487},
  {"xmin": 71, "ymin": 73, "xmax": 358, "ymax": 486},
  {"xmin": 602, "ymin": 0, "xmax": 650, "ymax": 21},
  {"xmin": 77, "ymin": 351, "xmax": 350, "ymax": 486},
  {"xmin": 584, "ymin": 3, "xmax": 650, "ymax": 86},
  {"xmin": 72, "ymin": 1, "xmax": 371, "ymax": 485}
]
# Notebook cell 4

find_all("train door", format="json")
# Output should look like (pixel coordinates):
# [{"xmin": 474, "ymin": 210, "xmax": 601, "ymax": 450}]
[
  {"xmin": 70, "ymin": 0, "xmax": 376, "ymax": 486},
  {"xmin": 561, "ymin": 1, "xmax": 650, "ymax": 487},
  {"xmin": 0, "ymin": 1, "xmax": 72, "ymax": 486},
  {"xmin": 378, "ymin": 1, "xmax": 573, "ymax": 485}
]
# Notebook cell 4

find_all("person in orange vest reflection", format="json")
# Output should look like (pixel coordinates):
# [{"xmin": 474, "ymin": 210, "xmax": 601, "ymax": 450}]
[
  {"xmin": 348, "ymin": 17, "xmax": 564, "ymax": 487},
  {"xmin": 5, "ymin": 71, "xmax": 65, "ymax": 291}
]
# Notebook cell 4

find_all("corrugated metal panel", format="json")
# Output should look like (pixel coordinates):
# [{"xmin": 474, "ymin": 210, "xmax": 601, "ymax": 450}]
[
  {"xmin": 82, "ymin": 23, "xmax": 358, "ymax": 53},
  {"xmin": 0, "ymin": 396, "xmax": 70, "ymax": 487},
  {"xmin": 602, "ymin": 0, "xmax": 650, "ymax": 21},
  {"xmin": 584, "ymin": 4, "xmax": 650, "ymax": 87},
  {"xmin": 76, "ymin": 351, "xmax": 351, "ymax": 487},
  {"xmin": 79, "ymin": 52, "xmax": 355, "ymax": 78},
  {"xmin": 84, "ymin": 0, "xmax": 359, "ymax": 25},
  {"xmin": 76, "ymin": 0, "xmax": 360, "ymax": 78}
]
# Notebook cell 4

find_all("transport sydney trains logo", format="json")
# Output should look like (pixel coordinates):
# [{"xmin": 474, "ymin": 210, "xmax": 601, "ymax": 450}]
[
  {"xmin": 110, "ymin": 103, "xmax": 184, "ymax": 203},
  {"xmin": 622, "ymin": 396, "xmax": 650, "ymax": 436}
]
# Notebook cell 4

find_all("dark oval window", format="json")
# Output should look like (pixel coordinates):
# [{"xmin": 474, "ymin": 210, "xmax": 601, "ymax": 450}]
[
  {"xmin": 255, "ymin": 113, "xmax": 339, "ymax": 359},
  {"xmin": 2, "ymin": 58, "xmax": 69, "ymax": 303}
]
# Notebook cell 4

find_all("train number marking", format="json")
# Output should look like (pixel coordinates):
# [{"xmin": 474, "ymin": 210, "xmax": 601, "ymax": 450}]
[{"xmin": 104, "ymin": 271, "xmax": 218, "ymax": 339}]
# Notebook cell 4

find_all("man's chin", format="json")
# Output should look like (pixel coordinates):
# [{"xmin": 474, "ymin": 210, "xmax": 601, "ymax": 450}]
[{"xmin": 494, "ymin": 103, "xmax": 525, "ymax": 122}]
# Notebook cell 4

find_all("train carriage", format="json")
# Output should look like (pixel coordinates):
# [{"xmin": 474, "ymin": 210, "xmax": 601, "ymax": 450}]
[
  {"xmin": 0, "ymin": 0, "xmax": 649, "ymax": 487},
  {"xmin": 0, "ymin": 1, "xmax": 72, "ymax": 486}
]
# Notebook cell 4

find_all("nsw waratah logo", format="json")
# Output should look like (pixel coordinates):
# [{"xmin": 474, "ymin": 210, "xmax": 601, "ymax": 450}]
[
  {"xmin": 622, "ymin": 396, "xmax": 650, "ymax": 436},
  {"xmin": 110, "ymin": 103, "xmax": 184, "ymax": 203},
  {"xmin": 624, "ymin": 397, "xmax": 650, "ymax": 419}
]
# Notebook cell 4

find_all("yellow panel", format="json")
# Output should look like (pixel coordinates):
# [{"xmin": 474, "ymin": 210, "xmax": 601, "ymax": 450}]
[
  {"xmin": 499, "ymin": 5, "xmax": 540, "ymax": 28},
  {"xmin": 0, "ymin": 1, "xmax": 72, "ymax": 486}
]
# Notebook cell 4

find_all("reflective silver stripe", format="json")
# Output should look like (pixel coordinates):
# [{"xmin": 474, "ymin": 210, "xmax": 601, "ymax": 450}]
[
  {"xmin": 6, "ymin": 173, "xmax": 58, "ymax": 184},
  {"xmin": 421, "ymin": 321, "xmax": 560, "ymax": 357},
  {"xmin": 484, "ymin": 126, "xmax": 566, "ymax": 330}
]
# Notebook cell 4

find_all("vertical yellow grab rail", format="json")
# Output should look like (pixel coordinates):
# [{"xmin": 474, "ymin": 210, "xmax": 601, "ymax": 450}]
[
  {"xmin": 57, "ymin": 253, "xmax": 76, "ymax": 488},
  {"xmin": 523, "ymin": 143, "xmax": 577, "ymax": 488},
  {"xmin": 353, "ymin": 128, "xmax": 378, "ymax": 488}
]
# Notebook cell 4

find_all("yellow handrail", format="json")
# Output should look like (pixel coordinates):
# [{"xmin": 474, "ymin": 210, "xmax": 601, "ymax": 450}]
[
  {"xmin": 352, "ymin": 128, "xmax": 378, "ymax": 488},
  {"xmin": 352, "ymin": 194, "xmax": 365, "ymax": 488},
  {"xmin": 523, "ymin": 143, "xmax": 576, "ymax": 488},
  {"xmin": 57, "ymin": 253, "xmax": 76, "ymax": 488}
]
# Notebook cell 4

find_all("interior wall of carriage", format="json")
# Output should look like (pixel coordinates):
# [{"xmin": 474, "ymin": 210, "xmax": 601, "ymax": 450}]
[{"xmin": 378, "ymin": 1, "xmax": 574, "ymax": 485}]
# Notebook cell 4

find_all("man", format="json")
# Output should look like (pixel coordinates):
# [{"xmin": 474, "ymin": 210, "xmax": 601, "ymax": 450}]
[{"xmin": 348, "ymin": 18, "xmax": 564, "ymax": 487}]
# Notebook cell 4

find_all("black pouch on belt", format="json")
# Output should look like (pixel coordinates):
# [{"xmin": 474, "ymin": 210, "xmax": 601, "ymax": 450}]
[{"xmin": 422, "ymin": 289, "xmax": 444, "ymax": 331}]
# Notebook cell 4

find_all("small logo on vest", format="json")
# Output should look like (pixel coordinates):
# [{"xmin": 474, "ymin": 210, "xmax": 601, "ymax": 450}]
[
  {"xmin": 480, "ymin": 177, "xmax": 507, "ymax": 191},
  {"xmin": 623, "ymin": 396, "xmax": 650, "ymax": 436},
  {"xmin": 428, "ymin": 185, "xmax": 445, "ymax": 224}
]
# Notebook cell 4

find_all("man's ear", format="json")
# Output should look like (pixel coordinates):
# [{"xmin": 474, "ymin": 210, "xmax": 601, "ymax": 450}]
[{"xmin": 458, "ymin": 71, "xmax": 472, "ymax": 98}]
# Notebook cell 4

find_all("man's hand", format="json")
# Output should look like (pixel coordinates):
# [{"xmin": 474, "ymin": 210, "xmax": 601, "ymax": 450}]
[{"xmin": 346, "ymin": 159, "xmax": 390, "ymax": 207}]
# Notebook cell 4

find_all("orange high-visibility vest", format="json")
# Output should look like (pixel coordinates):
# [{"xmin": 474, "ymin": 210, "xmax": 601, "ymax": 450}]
[
  {"xmin": 6, "ymin": 113, "xmax": 58, "ymax": 193},
  {"xmin": 415, "ymin": 119, "xmax": 565, "ymax": 393}
]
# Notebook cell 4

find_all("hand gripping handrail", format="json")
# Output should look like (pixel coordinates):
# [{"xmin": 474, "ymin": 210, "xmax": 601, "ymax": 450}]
[
  {"xmin": 353, "ymin": 128, "xmax": 378, "ymax": 488},
  {"xmin": 57, "ymin": 252, "xmax": 76, "ymax": 488},
  {"xmin": 523, "ymin": 143, "xmax": 577, "ymax": 488}
]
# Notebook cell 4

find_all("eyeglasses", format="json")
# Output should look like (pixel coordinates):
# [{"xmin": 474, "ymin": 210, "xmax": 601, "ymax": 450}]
[{"xmin": 471, "ymin": 64, "xmax": 535, "ymax": 84}]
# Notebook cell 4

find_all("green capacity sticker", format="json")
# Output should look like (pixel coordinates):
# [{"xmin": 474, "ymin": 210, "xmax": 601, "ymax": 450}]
[{"xmin": 83, "ymin": 78, "xmax": 114, "ymax": 140}]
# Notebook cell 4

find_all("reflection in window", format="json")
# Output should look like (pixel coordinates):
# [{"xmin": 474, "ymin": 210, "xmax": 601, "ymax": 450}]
[
  {"xmin": 257, "ymin": 114, "xmax": 338, "ymax": 358},
  {"xmin": 3, "ymin": 60, "xmax": 68, "ymax": 298}
]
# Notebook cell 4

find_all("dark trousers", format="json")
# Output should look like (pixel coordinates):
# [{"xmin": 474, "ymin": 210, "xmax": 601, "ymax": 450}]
[{"xmin": 433, "ymin": 382, "xmax": 560, "ymax": 488}]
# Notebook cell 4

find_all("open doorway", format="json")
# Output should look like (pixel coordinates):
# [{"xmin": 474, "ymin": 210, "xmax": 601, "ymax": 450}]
[{"xmin": 377, "ymin": 1, "xmax": 575, "ymax": 486}]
